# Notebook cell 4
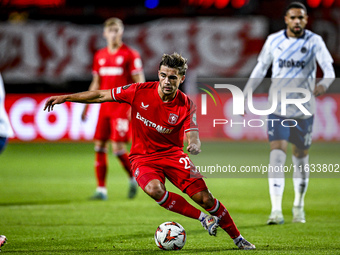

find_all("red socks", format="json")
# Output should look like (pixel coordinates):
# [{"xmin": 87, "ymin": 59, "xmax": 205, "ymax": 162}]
[
  {"xmin": 206, "ymin": 199, "xmax": 240, "ymax": 238},
  {"xmin": 156, "ymin": 191, "xmax": 201, "ymax": 220},
  {"xmin": 95, "ymin": 150, "xmax": 132, "ymax": 188},
  {"xmin": 117, "ymin": 152, "xmax": 133, "ymax": 178},
  {"xmin": 95, "ymin": 151, "xmax": 107, "ymax": 187}
]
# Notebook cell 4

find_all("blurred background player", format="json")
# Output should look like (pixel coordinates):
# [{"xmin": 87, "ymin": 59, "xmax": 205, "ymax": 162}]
[
  {"xmin": 44, "ymin": 53, "xmax": 256, "ymax": 250},
  {"xmin": 0, "ymin": 73, "xmax": 12, "ymax": 250},
  {"xmin": 81, "ymin": 17, "xmax": 145, "ymax": 200},
  {"xmin": 243, "ymin": 2, "xmax": 335, "ymax": 224},
  {"xmin": 0, "ymin": 73, "xmax": 14, "ymax": 154}
]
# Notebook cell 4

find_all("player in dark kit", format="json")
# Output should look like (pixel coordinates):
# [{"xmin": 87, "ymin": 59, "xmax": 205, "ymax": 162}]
[{"xmin": 44, "ymin": 53, "xmax": 255, "ymax": 250}]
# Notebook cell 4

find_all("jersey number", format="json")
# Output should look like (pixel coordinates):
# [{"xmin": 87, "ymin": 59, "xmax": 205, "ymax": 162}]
[
  {"xmin": 116, "ymin": 118, "xmax": 129, "ymax": 132},
  {"xmin": 304, "ymin": 132, "xmax": 312, "ymax": 146},
  {"xmin": 179, "ymin": 157, "xmax": 191, "ymax": 169}
]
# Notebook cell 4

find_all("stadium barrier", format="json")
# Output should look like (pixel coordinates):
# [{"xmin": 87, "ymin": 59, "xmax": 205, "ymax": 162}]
[{"xmin": 5, "ymin": 93, "xmax": 340, "ymax": 141}]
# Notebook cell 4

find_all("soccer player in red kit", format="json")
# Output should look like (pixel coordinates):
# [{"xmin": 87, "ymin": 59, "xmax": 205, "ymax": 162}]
[
  {"xmin": 82, "ymin": 17, "xmax": 145, "ymax": 200},
  {"xmin": 44, "ymin": 53, "xmax": 255, "ymax": 250}
]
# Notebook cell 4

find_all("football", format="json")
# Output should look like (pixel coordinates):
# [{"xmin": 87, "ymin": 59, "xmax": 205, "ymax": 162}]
[{"xmin": 154, "ymin": 221, "xmax": 186, "ymax": 250}]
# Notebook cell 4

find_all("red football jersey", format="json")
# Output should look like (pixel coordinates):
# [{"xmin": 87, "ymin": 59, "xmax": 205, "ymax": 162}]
[
  {"xmin": 92, "ymin": 44, "xmax": 143, "ymax": 117},
  {"xmin": 111, "ymin": 82, "xmax": 199, "ymax": 162}
]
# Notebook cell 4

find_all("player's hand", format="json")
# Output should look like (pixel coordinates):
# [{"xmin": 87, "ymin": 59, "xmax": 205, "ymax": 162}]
[
  {"xmin": 43, "ymin": 96, "xmax": 66, "ymax": 112},
  {"xmin": 313, "ymin": 84, "xmax": 326, "ymax": 97},
  {"xmin": 187, "ymin": 143, "xmax": 201, "ymax": 155}
]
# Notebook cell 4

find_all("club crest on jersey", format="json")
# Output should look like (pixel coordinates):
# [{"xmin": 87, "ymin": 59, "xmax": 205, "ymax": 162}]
[
  {"xmin": 168, "ymin": 113, "xmax": 179, "ymax": 124},
  {"xmin": 99, "ymin": 58, "xmax": 106, "ymax": 65},
  {"xmin": 116, "ymin": 56, "xmax": 124, "ymax": 65}
]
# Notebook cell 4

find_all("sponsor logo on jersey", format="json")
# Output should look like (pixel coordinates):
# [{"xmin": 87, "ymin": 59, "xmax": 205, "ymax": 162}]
[
  {"xmin": 278, "ymin": 59, "xmax": 305, "ymax": 69},
  {"xmin": 168, "ymin": 113, "xmax": 178, "ymax": 124},
  {"xmin": 136, "ymin": 112, "xmax": 173, "ymax": 134},
  {"xmin": 140, "ymin": 102, "xmax": 149, "ymax": 110},
  {"xmin": 116, "ymin": 87, "xmax": 121, "ymax": 94},
  {"xmin": 99, "ymin": 67, "xmax": 123, "ymax": 76}
]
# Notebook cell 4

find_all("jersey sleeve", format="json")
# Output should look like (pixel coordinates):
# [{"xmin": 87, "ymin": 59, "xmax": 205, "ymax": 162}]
[
  {"xmin": 128, "ymin": 49, "xmax": 143, "ymax": 76},
  {"xmin": 315, "ymin": 36, "xmax": 334, "ymax": 66},
  {"xmin": 184, "ymin": 99, "xmax": 199, "ymax": 133},
  {"xmin": 257, "ymin": 37, "xmax": 273, "ymax": 66},
  {"xmin": 111, "ymin": 83, "xmax": 138, "ymax": 105},
  {"xmin": 315, "ymin": 36, "xmax": 335, "ymax": 88}
]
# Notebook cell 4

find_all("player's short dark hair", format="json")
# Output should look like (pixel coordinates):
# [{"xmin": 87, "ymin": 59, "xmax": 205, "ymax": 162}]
[
  {"xmin": 285, "ymin": 2, "xmax": 307, "ymax": 15},
  {"xmin": 159, "ymin": 52, "xmax": 188, "ymax": 76}
]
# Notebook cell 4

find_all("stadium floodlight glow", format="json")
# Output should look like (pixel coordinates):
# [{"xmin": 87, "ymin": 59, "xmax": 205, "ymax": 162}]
[
  {"xmin": 215, "ymin": 0, "xmax": 230, "ymax": 9},
  {"xmin": 231, "ymin": 0, "xmax": 247, "ymax": 8},
  {"xmin": 322, "ymin": 0, "xmax": 335, "ymax": 7},
  {"xmin": 145, "ymin": 0, "xmax": 159, "ymax": 9},
  {"xmin": 201, "ymin": 0, "xmax": 215, "ymax": 8},
  {"xmin": 307, "ymin": 0, "xmax": 322, "ymax": 8}
]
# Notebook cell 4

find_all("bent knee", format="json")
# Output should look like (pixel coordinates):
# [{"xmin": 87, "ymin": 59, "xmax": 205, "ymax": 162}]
[
  {"xmin": 144, "ymin": 180, "xmax": 165, "ymax": 200},
  {"xmin": 192, "ymin": 190, "xmax": 215, "ymax": 209}
]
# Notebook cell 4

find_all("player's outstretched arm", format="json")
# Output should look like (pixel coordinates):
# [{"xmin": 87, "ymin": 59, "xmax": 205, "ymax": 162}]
[
  {"xmin": 44, "ymin": 89, "xmax": 112, "ymax": 112},
  {"xmin": 186, "ymin": 131, "xmax": 201, "ymax": 155}
]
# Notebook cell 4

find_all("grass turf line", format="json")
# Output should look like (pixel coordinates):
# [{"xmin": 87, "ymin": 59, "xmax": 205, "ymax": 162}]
[{"xmin": 0, "ymin": 142, "xmax": 339, "ymax": 254}]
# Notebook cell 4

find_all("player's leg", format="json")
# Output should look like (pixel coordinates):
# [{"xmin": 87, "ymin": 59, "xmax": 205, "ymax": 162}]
[
  {"xmin": 290, "ymin": 116, "xmax": 313, "ymax": 223},
  {"xmin": 188, "ymin": 183, "xmax": 255, "ymax": 249},
  {"xmin": 143, "ymin": 178, "xmax": 203, "ymax": 220},
  {"xmin": 111, "ymin": 118, "xmax": 137, "ymax": 199},
  {"xmin": 164, "ymin": 153, "xmax": 255, "ymax": 249},
  {"xmin": 267, "ymin": 114, "xmax": 290, "ymax": 224},
  {"xmin": 0, "ymin": 137, "xmax": 8, "ymax": 154},
  {"xmin": 292, "ymin": 145, "xmax": 309, "ymax": 223},
  {"xmin": 268, "ymin": 140, "xmax": 287, "ymax": 224},
  {"xmin": 90, "ymin": 115, "xmax": 110, "ymax": 200},
  {"xmin": 132, "ymin": 162, "xmax": 205, "ymax": 221},
  {"xmin": 90, "ymin": 139, "xmax": 109, "ymax": 200}
]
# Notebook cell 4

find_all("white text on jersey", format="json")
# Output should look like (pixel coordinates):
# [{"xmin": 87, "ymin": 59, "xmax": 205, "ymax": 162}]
[{"xmin": 136, "ymin": 112, "xmax": 173, "ymax": 134}]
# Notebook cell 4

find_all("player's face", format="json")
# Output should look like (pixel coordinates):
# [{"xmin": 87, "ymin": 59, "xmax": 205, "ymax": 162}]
[
  {"xmin": 158, "ymin": 65, "xmax": 185, "ymax": 98},
  {"xmin": 103, "ymin": 24, "xmax": 123, "ymax": 46},
  {"xmin": 285, "ymin": 8, "xmax": 308, "ymax": 37}
]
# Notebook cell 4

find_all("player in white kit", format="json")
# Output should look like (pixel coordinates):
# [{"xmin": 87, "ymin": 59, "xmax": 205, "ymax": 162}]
[
  {"xmin": 243, "ymin": 2, "xmax": 335, "ymax": 224},
  {"xmin": 0, "ymin": 73, "xmax": 14, "ymax": 154}
]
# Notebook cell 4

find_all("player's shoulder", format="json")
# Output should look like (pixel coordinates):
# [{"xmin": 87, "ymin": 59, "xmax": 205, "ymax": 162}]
[
  {"xmin": 304, "ymin": 29, "xmax": 323, "ymax": 42},
  {"xmin": 95, "ymin": 47, "xmax": 108, "ymax": 55},
  {"xmin": 176, "ymin": 90, "xmax": 194, "ymax": 107},
  {"xmin": 266, "ymin": 30, "xmax": 286, "ymax": 43},
  {"xmin": 134, "ymin": 81, "xmax": 158, "ymax": 90},
  {"xmin": 121, "ymin": 44, "xmax": 141, "ymax": 56}
]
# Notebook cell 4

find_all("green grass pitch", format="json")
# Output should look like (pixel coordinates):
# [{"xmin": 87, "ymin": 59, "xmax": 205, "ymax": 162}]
[{"xmin": 0, "ymin": 141, "xmax": 339, "ymax": 254}]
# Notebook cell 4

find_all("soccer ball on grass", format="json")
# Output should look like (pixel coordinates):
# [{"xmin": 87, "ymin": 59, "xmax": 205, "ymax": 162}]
[{"xmin": 154, "ymin": 221, "xmax": 186, "ymax": 250}]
